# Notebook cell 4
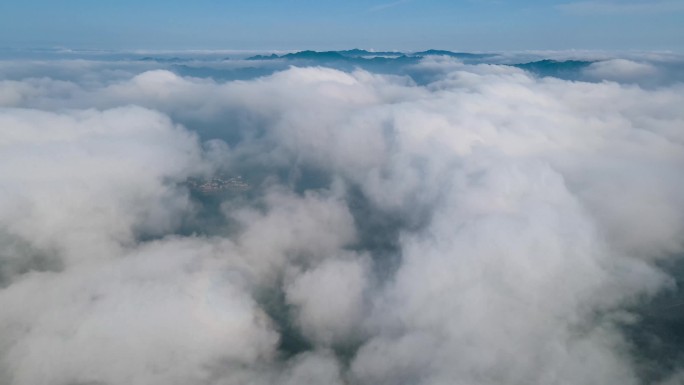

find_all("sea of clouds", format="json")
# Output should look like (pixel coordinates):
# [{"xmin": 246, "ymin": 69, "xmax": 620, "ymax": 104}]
[{"xmin": 1, "ymin": 50, "xmax": 683, "ymax": 385}]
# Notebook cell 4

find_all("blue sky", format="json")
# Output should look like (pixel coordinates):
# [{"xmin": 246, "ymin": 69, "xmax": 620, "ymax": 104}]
[{"xmin": 1, "ymin": 0, "xmax": 683, "ymax": 51}]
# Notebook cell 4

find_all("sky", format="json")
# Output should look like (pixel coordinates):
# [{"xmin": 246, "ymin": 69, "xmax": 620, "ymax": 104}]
[{"xmin": 1, "ymin": 0, "xmax": 683, "ymax": 51}]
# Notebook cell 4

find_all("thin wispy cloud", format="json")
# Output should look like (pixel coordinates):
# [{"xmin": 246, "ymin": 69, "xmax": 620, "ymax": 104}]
[
  {"xmin": 558, "ymin": 0, "xmax": 684, "ymax": 14},
  {"xmin": 368, "ymin": 0, "xmax": 412, "ymax": 13}
]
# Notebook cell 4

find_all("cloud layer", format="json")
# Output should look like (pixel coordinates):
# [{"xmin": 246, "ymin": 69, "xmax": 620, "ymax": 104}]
[{"xmin": 0, "ymin": 54, "xmax": 683, "ymax": 385}]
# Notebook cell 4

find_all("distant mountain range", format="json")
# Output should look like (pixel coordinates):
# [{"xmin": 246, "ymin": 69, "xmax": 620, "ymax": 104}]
[
  {"xmin": 246, "ymin": 49, "xmax": 495, "ymax": 61},
  {"xmin": 512, "ymin": 59, "xmax": 594, "ymax": 79},
  {"xmin": 134, "ymin": 50, "xmax": 597, "ymax": 82},
  {"xmin": 244, "ymin": 50, "xmax": 595, "ymax": 79}
]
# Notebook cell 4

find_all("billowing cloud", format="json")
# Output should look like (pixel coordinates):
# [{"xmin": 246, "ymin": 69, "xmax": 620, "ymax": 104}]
[
  {"xmin": 0, "ymin": 106, "xmax": 204, "ymax": 267},
  {"xmin": 285, "ymin": 255, "xmax": 370, "ymax": 346},
  {"xmin": 0, "ymin": 52, "xmax": 683, "ymax": 385}
]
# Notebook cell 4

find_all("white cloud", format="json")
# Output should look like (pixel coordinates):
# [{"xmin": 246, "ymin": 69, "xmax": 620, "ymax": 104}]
[
  {"xmin": 0, "ymin": 237, "xmax": 279, "ymax": 385},
  {"xmin": 584, "ymin": 59, "xmax": 659, "ymax": 82},
  {"xmin": 0, "ymin": 106, "xmax": 204, "ymax": 265},
  {"xmin": 285, "ymin": 255, "xmax": 370, "ymax": 346},
  {"xmin": 0, "ymin": 55, "xmax": 683, "ymax": 384},
  {"xmin": 279, "ymin": 350, "xmax": 345, "ymax": 385}
]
